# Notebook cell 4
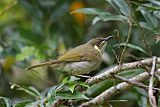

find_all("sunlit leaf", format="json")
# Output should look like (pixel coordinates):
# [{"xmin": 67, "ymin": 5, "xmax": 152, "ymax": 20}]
[
  {"xmin": 72, "ymin": 8, "xmax": 127, "ymax": 25},
  {"xmin": 106, "ymin": 0, "xmax": 131, "ymax": 16},
  {"xmin": 78, "ymin": 81, "xmax": 89, "ymax": 88},
  {"xmin": 71, "ymin": 8, "xmax": 105, "ymax": 15},
  {"xmin": 153, "ymin": 11, "xmax": 160, "ymax": 19},
  {"xmin": 92, "ymin": 14, "xmax": 128, "ymax": 25},
  {"xmin": 62, "ymin": 76, "xmax": 80, "ymax": 83},
  {"xmin": 114, "ymin": 43, "xmax": 149, "ymax": 56},
  {"xmin": 67, "ymin": 83, "xmax": 76, "ymax": 93},
  {"xmin": 28, "ymin": 87, "xmax": 42, "ymax": 97},
  {"xmin": 56, "ymin": 91, "xmax": 89, "ymax": 100},
  {"xmin": 142, "ymin": 3, "xmax": 160, "ymax": 10},
  {"xmin": 13, "ymin": 100, "xmax": 32, "ymax": 107},
  {"xmin": 150, "ymin": 0, "xmax": 160, "ymax": 6},
  {"xmin": 0, "ymin": 97, "xmax": 11, "ymax": 107},
  {"xmin": 10, "ymin": 83, "xmax": 42, "ymax": 98},
  {"xmin": 46, "ymin": 84, "xmax": 65, "ymax": 106},
  {"xmin": 24, "ymin": 100, "xmax": 44, "ymax": 107}
]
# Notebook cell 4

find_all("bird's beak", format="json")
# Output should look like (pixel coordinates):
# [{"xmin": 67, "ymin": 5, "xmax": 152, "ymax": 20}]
[{"xmin": 104, "ymin": 36, "xmax": 113, "ymax": 41}]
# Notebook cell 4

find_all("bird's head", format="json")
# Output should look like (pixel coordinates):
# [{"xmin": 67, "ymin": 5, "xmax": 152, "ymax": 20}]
[{"xmin": 87, "ymin": 36, "xmax": 112, "ymax": 52}]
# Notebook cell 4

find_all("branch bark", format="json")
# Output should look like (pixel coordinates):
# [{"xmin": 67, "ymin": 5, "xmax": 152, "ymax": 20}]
[
  {"xmin": 81, "ymin": 72, "xmax": 150, "ymax": 107},
  {"xmin": 87, "ymin": 58, "xmax": 160, "ymax": 85},
  {"xmin": 148, "ymin": 56, "xmax": 157, "ymax": 107},
  {"xmin": 80, "ymin": 57, "xmax": 160, "ymax": 107}
]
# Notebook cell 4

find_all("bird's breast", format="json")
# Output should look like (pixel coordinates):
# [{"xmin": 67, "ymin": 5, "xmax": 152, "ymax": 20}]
[{"xmin": 61, "ymin": 60, "xmax": 102, "ymax": 75}]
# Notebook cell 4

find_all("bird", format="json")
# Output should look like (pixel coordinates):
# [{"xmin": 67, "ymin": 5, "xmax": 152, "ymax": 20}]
[{"xmin": 25, "ymin": 36, "xmax": 112, "ymax": 75}]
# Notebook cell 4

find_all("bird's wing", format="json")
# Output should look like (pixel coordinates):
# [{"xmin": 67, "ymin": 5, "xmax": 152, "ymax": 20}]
[
  {"xmin": 25, "ymin": 44, "xmax": 101, "ymax": 70},
  {"xmin": 57, "ymin": 44, "xmax": 101, "ymax": 62}
]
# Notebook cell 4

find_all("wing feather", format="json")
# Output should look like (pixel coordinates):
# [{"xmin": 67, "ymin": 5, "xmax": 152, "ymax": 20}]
[{"xmin": 57, "ymin": 44, "xmax": 101, "ymax": 62}]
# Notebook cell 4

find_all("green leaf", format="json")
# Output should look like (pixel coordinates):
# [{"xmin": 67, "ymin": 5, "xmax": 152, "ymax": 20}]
[
  {"xmin": 55, "ymin": 83, "xmax": 65, "ymax": 92},
  {"xmin": 153, "ymin": 11, "xmax": 160, "ymax": 19},
  {"xmin": 71, "ymin": 8, "xmax": 105, "ymax": 15},
  {"xmin": 0, "ymin": 97, "xmax": 11, "ymax": 107},
  {"xmin": 24, "ymin": 100, "xmax": 44, "ymax": 107},
  {"xmin": 138, "ymin": 96, "xmax": 147, "ymax": 107},
  {"xmin": 92, "ymin": 14, "xmax": 128, "ymax": 25},
  {"xmin": 119, "ymin": 69, "xmax": 144, "ymax": 78},
  {"xmin": 16, "ymin": 46, "xmax": 34, "ymax": 61},
  {"xmin": 13, "ymin": 100, "xmax": 32, "ymax": 107},
  {"xmin": 71, "ymin": 8, "xmax": 127, "ymax": 25},
  {"xmin": 78, "ymin": 81, "xmax": 89, "ymax": 88},
  {"xmin": 142, "ymin": 4, "xmax": 160, "ymax": 10},
  {"xmin": 46, "ymin": 86, "xmax": 57, "ymax": 106},
  {"xmin": 139, "ymin": 7, "xmax": 158, "ymax": 29},
  {"xmin": 56, "ymin": 91, "xmax": 89, "ymax": 100},
  {"xmin": 62, "ymin": 76, "xmax": 80, "ymax": 83},
  {"xmin": 10, "ymin": 83, "xmax": 42, "ymax": 98},
  {"xmin": 28, "ymin": 87, "xmax": 42, "ymax": 97},
  {"xmin": 67, "ymin": 82, "xmax": 76, "ymax": 93},
  {"xmin": 106, "ymin": 0, "xmax": 131, "ymax": 16},
  {"xmin": 114, "ymin": 43, "xmax": 149, "ymax": 56},
  {"xmin": 139, "ymin": 22, "xmax": 153, "ymax": 30},
  {"xmin": 150, "ymin": 0, "xmax": 160, "ymax": 6},
  {"xmin": 62, "ymin": 76, "xmax": 80, "ymax": 93}
]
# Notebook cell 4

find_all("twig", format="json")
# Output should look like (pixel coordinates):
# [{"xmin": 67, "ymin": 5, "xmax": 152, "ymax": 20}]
[
  {"xmin": 119, "ymin": 2, "xmax": 133, "ymax": 64},
  {"xmin": 113, "ymin": 74, "xmax": 160, "ymax": 91},
  {"xmin": 148, "ymin": 56, "xmax": 157, "ymax": 107},
  {"xmin": 87, "ymin": 58, "xmax": 160, "ymax": 85},
  {"xmin": 0, "ymin": 0, "xmax": 17, "ymax": 16},
  {"xmin": 119, "ymin": 20, "xmax": 132, "ymax": 64},
  {"xmin": 80, "ymin": 72, "xmax": 150, "ymax": 107},
  {"xmin": 52, "ymin": 99, "xmax": 61, "ymax": 107},
  {"xmin": 132, "ymin": 11, "xmax": 152, "ymax": 56},
  {"xmin": 112, "ymin": 50, "xmax": 120, "ymax": 64},
  {"xmin": 113, "ymin": 29, "xmax": 121, "ymax": 64}
]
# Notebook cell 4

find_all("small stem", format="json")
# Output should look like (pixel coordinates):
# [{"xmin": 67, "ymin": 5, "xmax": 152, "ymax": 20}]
[
  {"xmin": 113, "ymin": 74, "xmax": 160, "ymax": 91},
  {"xmin": 119, "ymin": 20, "xmax": 132, "ymax": 64}
]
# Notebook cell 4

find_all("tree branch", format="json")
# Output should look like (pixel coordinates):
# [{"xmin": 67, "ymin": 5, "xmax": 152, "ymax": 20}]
[
  {"xmin": 119, "ymin": 20, "xmax": 132, "ymax": 64},
  {"xmin": 112, "ymin": 74, "xmax": 160, "ymax": 91},
  {"xmin": 81, "ymin": 72, "xmax": 151, "ymax": 107},
  {"xmin": 148, "ymin": 56, "xmax": 158, "ymax": 107},
  {"xmin": 87, "ymin": 58, "xmax": 160, "ymax": 85}
]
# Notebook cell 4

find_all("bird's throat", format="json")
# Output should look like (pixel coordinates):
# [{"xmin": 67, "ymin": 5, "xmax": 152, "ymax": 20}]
[{"xmin": 94, "ymin": 45, "xmax": 101, "ymax": 52}]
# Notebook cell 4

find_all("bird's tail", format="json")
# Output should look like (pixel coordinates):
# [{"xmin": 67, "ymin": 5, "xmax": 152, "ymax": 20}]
[{"xmin": 25, "ymin": 60, "xmax": 60, "ymax": 70}]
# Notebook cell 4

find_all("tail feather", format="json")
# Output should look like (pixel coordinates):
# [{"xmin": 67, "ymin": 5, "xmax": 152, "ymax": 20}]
[{"xmin": 25, "ymin": 60, "xmax": 60, "ymax": 70}]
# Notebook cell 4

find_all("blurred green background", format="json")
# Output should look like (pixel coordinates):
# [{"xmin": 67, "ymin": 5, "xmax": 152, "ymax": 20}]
[{"xmin": 0, "ymin": 0, "xmax": 160, "ymax": 107}]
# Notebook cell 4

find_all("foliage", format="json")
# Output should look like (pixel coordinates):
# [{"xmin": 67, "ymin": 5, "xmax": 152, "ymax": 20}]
[
  {"xmin": 10, "ymin": 76, "xmax": 88, "ymax": 107},
  {"xmin": 0, "ymin": 0, "xmax": 160, "ymax": 107}
]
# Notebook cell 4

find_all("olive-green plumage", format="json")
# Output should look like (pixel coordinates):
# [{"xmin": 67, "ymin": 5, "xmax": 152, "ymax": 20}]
[{"xmin": 26, "ymin": 36, "xmax": 112, "ymax": 75}]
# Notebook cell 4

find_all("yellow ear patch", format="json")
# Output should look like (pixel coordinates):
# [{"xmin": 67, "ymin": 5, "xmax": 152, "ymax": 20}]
[{"xmin": 94, "ymin": 45, "xmax": 101, "ymax": 52}]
